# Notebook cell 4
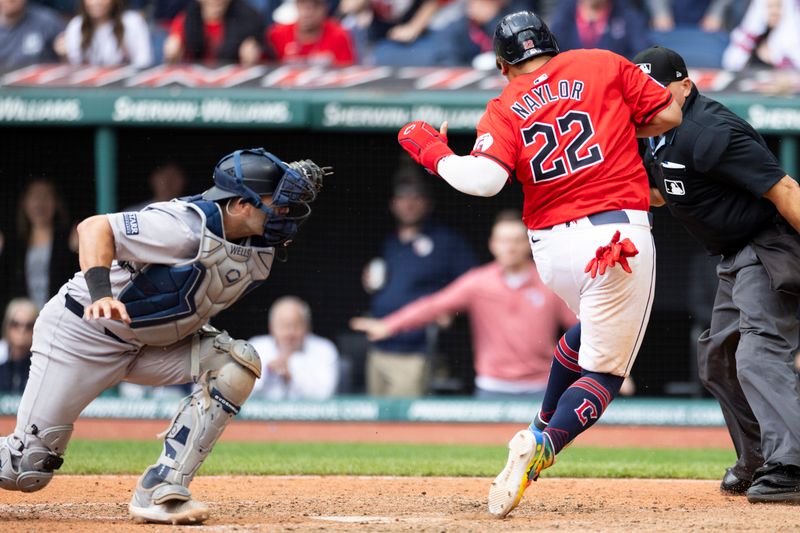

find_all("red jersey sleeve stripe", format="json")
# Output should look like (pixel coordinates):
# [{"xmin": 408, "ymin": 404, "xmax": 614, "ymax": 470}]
[
  {"xmin": 471, "ymin": 151, "xmax": 514, "ymax": 174},
  {"xmin": 639, "ymin": 92, "xmax": 674, "ymax": 126}
]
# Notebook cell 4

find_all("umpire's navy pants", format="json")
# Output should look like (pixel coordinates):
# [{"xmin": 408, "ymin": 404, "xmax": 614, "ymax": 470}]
[{"xmin": 698, "ymin": 240, "xmax": 800, "ymax": 480}]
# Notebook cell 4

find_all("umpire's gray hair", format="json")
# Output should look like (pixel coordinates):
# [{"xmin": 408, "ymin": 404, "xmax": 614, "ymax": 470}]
[
  {"xmin": 2, "ymin": 298, "xmax": 39, "ymax": 338},
  {"xmin": 268, "ymin": 296, "xmax": 312, "ymax": 329}
]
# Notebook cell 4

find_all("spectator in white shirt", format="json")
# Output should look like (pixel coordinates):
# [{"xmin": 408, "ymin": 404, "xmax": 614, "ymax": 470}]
[
  {"xmin": 60, "ymin": 0, "xmax": 153, "ymax": 67},
  {"xmin": 722, "ymin": 0, "xmax": 800, "ymax": 71},
  {"xmin": 249, "ymin": 296, "xmax": 339, "ymax": 401}
]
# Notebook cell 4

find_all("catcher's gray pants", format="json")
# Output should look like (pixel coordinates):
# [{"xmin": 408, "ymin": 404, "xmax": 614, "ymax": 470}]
[
  {"xmin": 697, "ymin": 243, "xmax": 800, "ymax": 479},
  {"xmin": 13, "ymin": 291, "xmax": 197, "ymax": 448}
]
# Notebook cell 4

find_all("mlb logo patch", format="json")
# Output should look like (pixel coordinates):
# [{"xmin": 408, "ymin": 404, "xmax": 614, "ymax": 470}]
[
  {"xmin": 523, "ymin": 39, "xmax": 535, "ymax": 50},
  {"xmin": 123, "ymin": 213, "xmax": 140, "ymax": 235},
  {"xmin": 664, "ymin": 179, "xmax": 686, "ymax": 196}
]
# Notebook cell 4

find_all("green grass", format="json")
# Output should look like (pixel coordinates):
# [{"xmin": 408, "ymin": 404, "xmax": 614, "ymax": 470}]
[{"xmin": 61, "ymin": 440, "xmax": 736, "ymax": 479}]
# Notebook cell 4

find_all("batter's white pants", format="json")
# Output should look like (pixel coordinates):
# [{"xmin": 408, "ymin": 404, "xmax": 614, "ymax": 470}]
[{"xmin": 529, "ymin": 209, "xmax": 656, "ymax": 377}]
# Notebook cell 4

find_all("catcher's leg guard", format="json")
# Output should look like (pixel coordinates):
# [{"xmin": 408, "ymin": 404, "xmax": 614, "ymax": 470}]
[
  {"xmin": 0, "ymin": 424, "xmax": 73, "ymax": 493},
  {"xmin": 129, "ymin": 326, "xmax": 261, "ymax": 524}
]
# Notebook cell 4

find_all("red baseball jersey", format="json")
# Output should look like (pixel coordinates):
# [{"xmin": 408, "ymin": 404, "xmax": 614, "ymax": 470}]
[
  {"xmin": 267, "ymin": 20, "xmax": 356, "ymax": 67},
  {"xmin": 473, "ymin": 49, "xmax": 673, "ymax": 230}
]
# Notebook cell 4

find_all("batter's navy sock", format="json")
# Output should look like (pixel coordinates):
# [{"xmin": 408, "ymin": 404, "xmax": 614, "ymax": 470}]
[
  {"xmin": 543, "ymin": 371, "xmax": 624, "ymax": 454},
  {"xmin": 532, "ymin": 323, "xmax": 582, "ymax": 432}
]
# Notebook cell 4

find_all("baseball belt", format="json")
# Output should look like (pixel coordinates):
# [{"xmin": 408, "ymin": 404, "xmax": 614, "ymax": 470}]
[{"xmin": 64, "ymin": 292, "xmax": 127, "ymax": 344}]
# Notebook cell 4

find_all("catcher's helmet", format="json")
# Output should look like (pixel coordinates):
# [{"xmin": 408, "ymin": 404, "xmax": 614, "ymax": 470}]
[
  {"xmin": 202, "ymin": 148, "xmax": 328, "ymax": 246},
  {"xmin": 204, "ymin": 148, "xmax": 284, "ymax": 201},
  {"xmin": 494, "ymin": 11, "xmax": 559, "ymax": 65}
]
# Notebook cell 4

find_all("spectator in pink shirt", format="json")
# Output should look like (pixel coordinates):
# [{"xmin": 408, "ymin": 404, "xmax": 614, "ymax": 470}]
[{"xmin": 351, "ymin": 210, "xmax": 578, "ymax": 399}]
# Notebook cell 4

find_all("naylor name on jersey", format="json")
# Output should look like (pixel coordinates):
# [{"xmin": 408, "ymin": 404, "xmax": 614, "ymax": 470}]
[{"xmin": 509, "ymin": 78, "xmax": 585, "ymax": 120}]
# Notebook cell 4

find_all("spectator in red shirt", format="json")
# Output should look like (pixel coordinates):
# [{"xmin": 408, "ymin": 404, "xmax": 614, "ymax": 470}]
[
  {"xmin": 267, "ymin": 0, "xmax": 356, "ymax": 66},
  {"xmin": 351, "ymin": 210, "xmax": 578, "ymax": 399},
  {"xmin": 163, "ymin": 0, "xmax": 263, "ymax": 65}
]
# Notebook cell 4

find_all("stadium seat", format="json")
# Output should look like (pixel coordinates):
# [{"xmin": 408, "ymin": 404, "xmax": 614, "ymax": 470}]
[{"xmin": 650, "ymin": 28, "xmax": 729, "ymax": 69}]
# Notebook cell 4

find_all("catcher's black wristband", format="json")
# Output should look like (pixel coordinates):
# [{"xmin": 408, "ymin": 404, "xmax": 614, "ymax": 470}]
[{"xmin": 85, "ymin": 266, "xmax": 113, "ymax": 303}]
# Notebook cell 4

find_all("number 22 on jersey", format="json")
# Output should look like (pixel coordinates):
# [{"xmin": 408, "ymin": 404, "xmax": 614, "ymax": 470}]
[{"xmin": 522, "ymin": 111, "xmax": 604, "ymax": 183}]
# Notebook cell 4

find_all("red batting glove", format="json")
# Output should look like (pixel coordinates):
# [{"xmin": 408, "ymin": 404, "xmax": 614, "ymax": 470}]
[
  {"xmin": 397, "ymin": 121, "xmax": 454, "ymax": 176},
  {"xmin": 586, "ymin": 245, "xmax": 605, "ymax": 278},
  {"xmin": 584, "ymin": 230, "xmax": 640, "ymax": 279},
  {"xmin": 607, "ymin": 232, "xmax": 639, "ymax": 274}
]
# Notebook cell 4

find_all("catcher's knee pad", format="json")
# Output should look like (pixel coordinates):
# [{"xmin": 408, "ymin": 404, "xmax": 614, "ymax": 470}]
[
  {"xmin": 0, "ymin": 424, "xmax": 72, "ymax": 492},
  {"xmin": 205, "ymin": 330, "xmax": 262, "ymax": 406},
  {"xmin": 138, "ymin": 330, "xmax": 260, "ymax": 494}
]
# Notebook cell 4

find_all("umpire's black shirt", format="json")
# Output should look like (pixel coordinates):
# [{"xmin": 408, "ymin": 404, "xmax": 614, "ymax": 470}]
[{"xmin": 642, "ymin": 85, "xmax": 785, "ymax": 255}]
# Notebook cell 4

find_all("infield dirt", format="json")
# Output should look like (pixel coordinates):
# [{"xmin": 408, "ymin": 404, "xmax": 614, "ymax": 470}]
[
  {"xmin": 2, "ymin": 418, "xmax": 791, "ymax": 531},
  {"xmin": 1, "ymin": 475, "xmax": 798, "ymax": 532}
]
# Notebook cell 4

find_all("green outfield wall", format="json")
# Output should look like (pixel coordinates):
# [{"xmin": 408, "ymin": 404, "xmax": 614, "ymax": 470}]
[
  {"xmin": 1, "ymin": 88, "xmax": 798, "ymax": 134},
  {"xmin": 0, "ymin": 395, "xmax": 725, "ymax": 426}
]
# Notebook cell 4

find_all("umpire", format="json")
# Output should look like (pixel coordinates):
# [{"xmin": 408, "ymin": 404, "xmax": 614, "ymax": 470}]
[{"xmin": 633, "ymin": 45, "xmax": 800, "ymax": 504}]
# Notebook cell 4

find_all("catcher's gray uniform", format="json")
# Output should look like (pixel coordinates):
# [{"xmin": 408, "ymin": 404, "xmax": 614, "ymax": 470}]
[{"xmin": 0, "ymin": 200, "xmax": 272, "ymax": 522}]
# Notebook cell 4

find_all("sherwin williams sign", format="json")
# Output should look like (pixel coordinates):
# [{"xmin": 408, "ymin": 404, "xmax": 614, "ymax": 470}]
[{"xmin": 0, "ymin": 395, "xmax": 725, "ymax": 426}]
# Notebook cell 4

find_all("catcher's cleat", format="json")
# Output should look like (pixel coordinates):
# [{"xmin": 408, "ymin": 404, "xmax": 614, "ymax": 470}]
[
  {"xmin": 488, "ymin": 428, "xmax": 555, "ymax": 518},
  {"xmin": 129, "ymin": 471, "xmax": 210, "ymax": 525}
]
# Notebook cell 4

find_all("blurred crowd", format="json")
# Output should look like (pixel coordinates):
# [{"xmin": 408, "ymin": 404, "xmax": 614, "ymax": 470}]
[
  {"xmin": 0, "ymin": 176, "xmax": 78, "ymax": 396},
  {"xmin": 0, "ymin": 163, "xmax": 645, "ymax": 400},
  {"xmin": 0, "ymin": 0, "xmax": 799, "ymax": 70},
  {"xmin": 0, "ymin": 161, "xmax": 622, "ymax": 399},
  {"xmin": 0, "ymin": 160, "xmax": 797, "ymax": 398}
]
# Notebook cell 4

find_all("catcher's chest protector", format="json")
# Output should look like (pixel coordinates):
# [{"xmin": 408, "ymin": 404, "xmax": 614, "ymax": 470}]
[{"xmin": 119, "ymin": 200, "xmax": 275, "ymax": 346}]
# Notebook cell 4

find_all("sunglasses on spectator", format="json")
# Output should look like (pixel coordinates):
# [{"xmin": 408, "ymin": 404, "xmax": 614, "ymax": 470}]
[{"xmin": 9, "ymin": 320, "xmax": 35, "ymax": 331}]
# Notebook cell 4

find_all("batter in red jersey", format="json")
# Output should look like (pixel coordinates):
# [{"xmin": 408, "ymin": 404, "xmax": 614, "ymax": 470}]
[
  {"xmin": 397, "ymin": 10, "xmax": 681, "ymax": 519},
  {"xmin": 475, "ymin": 47, "xmax": 672, "ymax": 229}
]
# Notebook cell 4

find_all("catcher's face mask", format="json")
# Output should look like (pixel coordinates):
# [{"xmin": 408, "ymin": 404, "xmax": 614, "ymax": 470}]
[
  {"xmin": 209, "ymin": 149, "xmax": 330, "ymax": 246},
  {"xmin": 260, "ymin": 157, "xmax": 329, "ymax": 246}
]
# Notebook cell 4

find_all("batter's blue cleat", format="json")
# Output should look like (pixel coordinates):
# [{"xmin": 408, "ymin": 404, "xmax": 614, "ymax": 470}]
[
  {"xmin": 530, "ymin": 416, "xmax": 575, "ymax": 451},
  {"xmin": 530, "ymin": 412, "xmax": 548, "ymax": 432},
  {"xmin": 488, "ymin": 428, "xmax": 555, "ymax": 518}
]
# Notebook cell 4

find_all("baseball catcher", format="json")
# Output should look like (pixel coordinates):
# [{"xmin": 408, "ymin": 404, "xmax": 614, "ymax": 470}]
[{"xmin": 0, "ymin": 148, "xmax": 329, "ymax": 524}]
